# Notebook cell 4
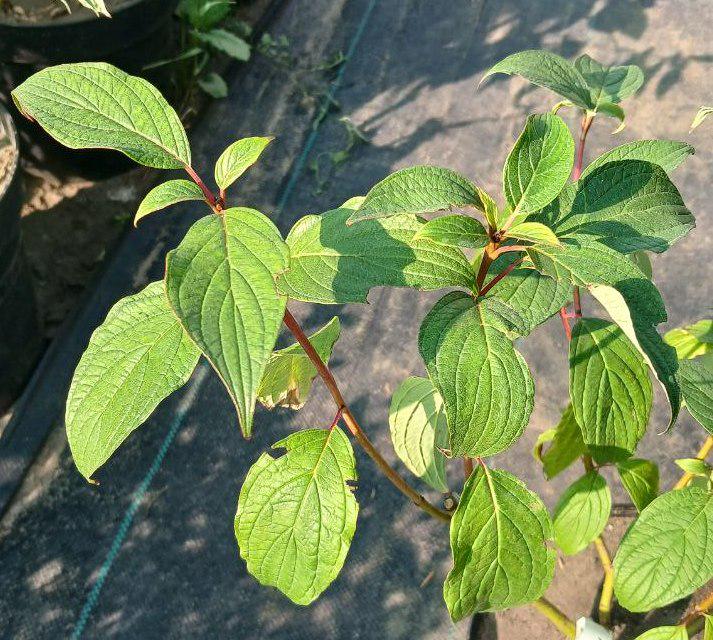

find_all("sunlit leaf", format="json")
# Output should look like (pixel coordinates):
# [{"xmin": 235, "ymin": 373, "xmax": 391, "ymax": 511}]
[
  {"xmin": 444, "ymin": 466, "xmax": 554, "ymax": 619},
  {"xmin": 235, "ymin": 427, "xmax": 358, "ymax": 605}
]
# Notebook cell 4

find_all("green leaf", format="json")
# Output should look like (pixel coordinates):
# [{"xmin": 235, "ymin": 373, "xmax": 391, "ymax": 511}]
[
  {"xmin": 134, "ymin": 180, "xmax": 205, "ymax": 226},
  {"xmin": 691, "ymin": 106, "xmax": 713, "ymax": 131},
  {"xmin": 165, "ymin": 207, "xmax": 289, "ymax": 437},
  {"xmin": 502, "ymin": 114, "xmax": 574, "ymax": 219},
  {"xmin": 347, "ymin": 166, "xmax": 483, "ymax": 224},
  {"xmin": 195, "ymin": 29, "xmax": 251, "ymax": 61},
  {"xmin": 589, "ymin": 282, "xmax": 680, "ymax": 430},
  {"xmin": 679, "ymin": 354, "xmax": 713, "ymax": 434},
  {"xmin": 479, "ymin": 188, "xmax": 500, "ymax": 229},
  {"xmin": 574, "ymin": 54, "xmax": 643, "ymax": 106},
  {"xmin": 506, "ymin": 221, "xmax": 560, "ymax": 245},
  {"xmin": 675, "ymin": 458, "xmax": 713, "ymax": 477},
  {"xmin": 444, "ymin": 466, "xmax": 555, "ymax": 620},
  {"xmin": 480, "ymin": 49, "xmax": 593, "ymax": 109},
  {"xmin": 419, "ymin": 292, "xmax": 534, "ymax": 457},
  {"xmin": 553, "ymin": 471, "xmax": 611, "ymax": 556},
  {"xmin": 178, "ymin": 0, "xmax": 232, "ymax": 30},
  {"xmin": 570, "ymin": 318, "xmax": 652, "ymax": 462},
  {"xmin": 540, "ymin": 404, "xmax": 587, "ymax": 479},
  {"xmin": 596, "ymin": 101, "xmax": 626, "ymax": 133},
  {"xmin": 581, "ymin": 140, "xmax": 694, "ymax": 179},
  {"xmin": 197, "ymin": 72, "xmax": 228, "ymax": 98},
  {"xmin": 12, "ymin": 63, "xmax": 191, "ymax": 169},
  {"xmin": 617, "ymin": 458, "xmax": 659, "ymax": 513},
  {"xmin": 65, "ymin": 282, "xmax": 200, "ymax": 479},
  {"xmin": 528, "ymin": 238, "xmax": 645, "ymax": 287},
  {"xmin": 388, "ymin": 376, "xmax": 448, "ymax": 492},
  {"xmin": 257, "ymin": 317, "xmax": 340, "ymax": 410},
  {"xmin": 413, "ymin": 214, "xmax": 488, "ymax": 249},
  {"xmin": 556, "ymin": 160, "xmax": 695, "ymax": 254},
  {"xmin": 614, "ymin": 487, "xmax": 713, "ymax": 612},
  {"xmin": 277, "ymin": 206, "xmax": 476, "ymax": 304},
  {"xmin": 235, "ymin": 427, "xmax": 358, "ymax": 605},
  {"xmin": 665, "ymin": 320, "xmax": 713, "ymax": 360},
  {"xmin": 630, "ymin": 251, "xmax": 653, "ymax": 279},
  {"xmin": 484, "ymin": 260, "xmax": 572, "ymax": 337},
  {"xmin": 214, "ymin": 136, "xmax": 273, "ymax": 191},
  {"xmin": 633, "ymin": 627, "xmax": 688, "ymax": 640},
  {"xmin": 704, "ymin": 615, "xmax": 713, "ymax": 640}
]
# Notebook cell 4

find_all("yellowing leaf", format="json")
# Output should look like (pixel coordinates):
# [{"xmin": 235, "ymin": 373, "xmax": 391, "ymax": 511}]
[{"xmin": 258, "ymin": 317, "xmax": 340, "ymax": 410}]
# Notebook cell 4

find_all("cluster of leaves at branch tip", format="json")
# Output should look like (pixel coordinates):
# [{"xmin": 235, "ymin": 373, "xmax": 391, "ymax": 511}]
[{"xmin": 10, "ymin": 46, "xmax": 713, "ymax": 630}]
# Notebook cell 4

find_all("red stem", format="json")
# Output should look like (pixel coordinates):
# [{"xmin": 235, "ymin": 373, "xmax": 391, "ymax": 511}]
[
  {"xmin": 185, "ymin": 164, "xmax": 219, "ymax": 210},
  {"xmin": 559, "ymin": 112, "xmax": 593, "ymax": 322},
  {"xmin": 559, "ymin": 308, "xmax": 573, "ymax": 341},
  {"xmin": 573, "ymin": 287, "xmax": 582, "ymax": 318},
  {"xmin": 282, "ymin": 309, "xmax": 451, "ymax": 522},
  {"xmin": 479, "ymin": 257, "xmax": 525, "ymax": 298},
  {"xmin": 571, "ymin": 113, "xmax": 594, "ymax": 182}
]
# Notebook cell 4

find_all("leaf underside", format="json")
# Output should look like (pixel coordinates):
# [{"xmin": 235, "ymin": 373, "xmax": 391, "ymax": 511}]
[
  {"xmin": 389, "ymin": 376, "xmax": 448, "ymax": 492},
  {"xmin": 678, "ymin": 353, "xmax": 713, "ymax": 434},
  {"xmin": 257, "ymin": 317, "xmax": 341, "ymax": 410},
  {"xmin": 665, "ymin": 320, "xmax": 713, "ymax": 360},
  {"xmin": 540, "ymin": 404, "xmax": 587, "ymax": 479},
  {"xmin": 553, "ymin": 471, "xmax": 611, "ymax": 555}
]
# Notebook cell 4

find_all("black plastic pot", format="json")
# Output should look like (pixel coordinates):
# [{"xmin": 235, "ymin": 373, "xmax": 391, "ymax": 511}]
[
  {"xmin": 0, "ymin": 102, "xmax": 42, "ymax": 412},
  {"xmin": 0, "ymin": 0, "xmax": 180, "ymax": 177}
]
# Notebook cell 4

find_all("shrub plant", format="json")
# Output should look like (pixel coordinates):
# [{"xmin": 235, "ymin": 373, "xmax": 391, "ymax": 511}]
[
  {"xmin": 10, "ymin": 49, "xmax": 713, "ymax": 638},
  {"xmin": 146, "ymin": 0, "xmax": 251, "ymax": 99}
]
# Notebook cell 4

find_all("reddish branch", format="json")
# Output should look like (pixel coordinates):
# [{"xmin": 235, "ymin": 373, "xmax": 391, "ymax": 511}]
[{"xmin": 282, "ymin": 309, "xmax": 451, "ymax": 522}]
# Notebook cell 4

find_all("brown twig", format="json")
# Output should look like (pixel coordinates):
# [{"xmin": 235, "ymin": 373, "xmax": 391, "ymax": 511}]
[
  {"xmin": 185, "ymin": 164, "xmax": 220, "ymax": 211},
  {"xmin": 282, "ymin": 309, "xmax": 451, "ymax": 522},
  {"xmin": 478, "ymin": 257, "xmax": 525, "ymax": 298},
  {"xmin": 463, "ymin": 457, "xmax": 474, "ymax": 480}
]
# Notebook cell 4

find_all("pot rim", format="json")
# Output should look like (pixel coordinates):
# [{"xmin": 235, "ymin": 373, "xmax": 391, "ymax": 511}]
[
  {"xmin": 0, "ymin": 0, "xmax": 153, "ymax": 29},
  {"xmin": 0, "ymin": 103, "xmax": 19, "ymax": 200}
]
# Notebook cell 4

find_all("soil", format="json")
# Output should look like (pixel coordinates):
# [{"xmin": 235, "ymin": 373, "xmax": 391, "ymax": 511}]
[{"xmin": 0, "ymin": 0, "xmax": 130, "ymax": 23}]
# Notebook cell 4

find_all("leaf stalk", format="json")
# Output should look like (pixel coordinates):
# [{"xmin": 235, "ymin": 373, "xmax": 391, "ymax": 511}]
[
  {"xmin": 532, "ymin": 597, "xmax": 576, "ymax": 638},
  {"xmin": 593, "ymin": 536, "xmax": 614, "ymax": 626}
]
